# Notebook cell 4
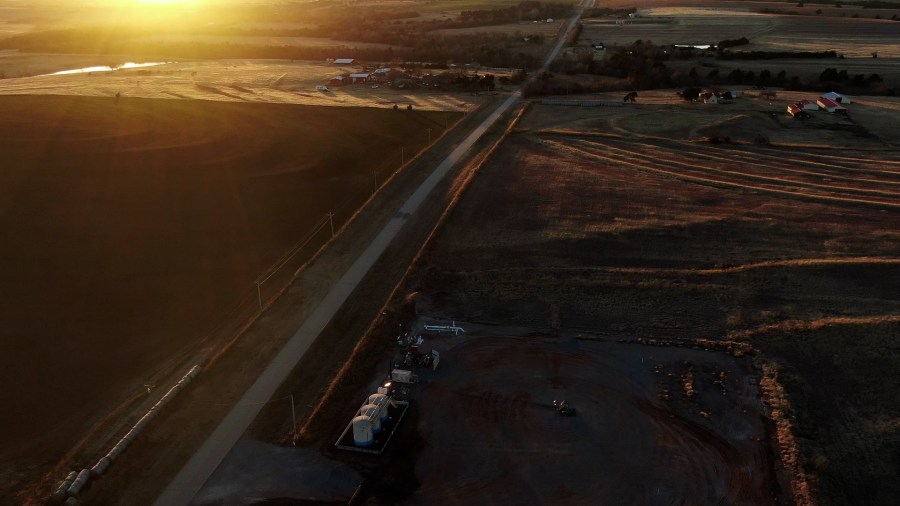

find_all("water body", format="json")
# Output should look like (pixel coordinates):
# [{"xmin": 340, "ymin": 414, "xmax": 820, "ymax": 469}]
[{"xmin": 40, "ymin": 61, "xmax": 171, "ymax": 76}]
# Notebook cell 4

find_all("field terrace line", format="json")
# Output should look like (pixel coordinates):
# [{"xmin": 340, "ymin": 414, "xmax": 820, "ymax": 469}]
[{"xmin": 153, "ymin": 1, "xmax": 592, "ymax": 504}]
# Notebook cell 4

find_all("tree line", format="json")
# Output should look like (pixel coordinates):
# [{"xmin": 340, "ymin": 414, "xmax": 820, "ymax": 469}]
[{"xmin": 538, "ymin": 40, "xmax": 896, "ymax": 96}]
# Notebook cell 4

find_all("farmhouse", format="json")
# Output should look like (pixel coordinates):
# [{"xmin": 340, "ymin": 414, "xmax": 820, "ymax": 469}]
[
  {"xmin": 698, "ymin": 89, "xmax": 736, "ymax": 104},
  {"xmin": 822, "ymin": 91, "xmax": 851, "ymax": 104},
  {"xmin": 700, "ymin": 91, "xmax": 718, "ymax": 104},
  {"xmin": 817, "ymin": 96, "xmax": 848, "ymax": 114}
]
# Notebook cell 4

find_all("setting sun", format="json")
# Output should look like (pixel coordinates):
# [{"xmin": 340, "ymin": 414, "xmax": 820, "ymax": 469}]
[{"xmin": 134, "ymin": 0, "xmax": 198, "ymax": 4}]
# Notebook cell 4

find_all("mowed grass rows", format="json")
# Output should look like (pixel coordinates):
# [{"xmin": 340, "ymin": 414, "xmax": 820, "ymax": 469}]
[{"xmin": 0, "ymin": 95, "xmax": 459, "ymax": 474}]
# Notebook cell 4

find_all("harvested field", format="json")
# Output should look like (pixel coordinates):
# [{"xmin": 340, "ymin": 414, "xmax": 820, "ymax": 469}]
[
  {"xmin": 363, "ymin": 99, "xmax": 900, "ymax": 504},
  {"xmin": 0, "ymin": 94, "xmax": 460, "ymax": 500},
  {"xmin": 0, "ymin": 57, "xmax": 485, "ymax": 111},
  {"xmin": 434, "ymin": 19, "xmax": 564, "ymax": 37},
  {"xmin": 584, "ymin": 10, "xmax": 900, "ymax": 58}
]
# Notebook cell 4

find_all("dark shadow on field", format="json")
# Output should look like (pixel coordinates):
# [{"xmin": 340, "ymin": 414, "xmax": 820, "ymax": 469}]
[
  {"xmin": 164, "ymin": 91, "xmax": 191, "ymax": 99},
  {"xmin": 229, "ymin": 84, "xmax": 255, "ymax": 94},
  {"xmin": 195, "ymin": 83, "xmax": 248, "ymax": 100}
]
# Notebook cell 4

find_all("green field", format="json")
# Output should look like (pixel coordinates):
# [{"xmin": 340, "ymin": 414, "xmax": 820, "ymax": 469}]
[{"xmin": 0, "ymin": 95, "xmax": 459, "ymax": 485}]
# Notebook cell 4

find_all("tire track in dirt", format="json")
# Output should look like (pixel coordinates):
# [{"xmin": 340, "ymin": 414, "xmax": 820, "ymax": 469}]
[
  {"xmin": 542, "ymin": 138, "xmax": 900, "ymax": 210},
  {"xmin": 452, "ymin": 256, "xmax": 900, "ymax": 277},
  {"xmin": 670, "ymin": 145, "xmax": 900, "ymax": 190},
  {"xmin": 749, "ymin": 144, "xmax": 900, "ymax": 169},
  {"xmin": 572, "ymin": 137, "xmax": 900, "ymax": 201},
  {"xmin": 638, "ymin": 399, "xmax": 745, "ymax": 504},
  {"xmin": 703, "ymin": 144, "xmax": 900, "ymax": 179}
]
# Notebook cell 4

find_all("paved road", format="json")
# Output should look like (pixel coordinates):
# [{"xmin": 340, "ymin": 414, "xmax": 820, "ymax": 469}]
[{"xmin": 154, "ymin": 2, "xmax": 591, "ymax": 504}]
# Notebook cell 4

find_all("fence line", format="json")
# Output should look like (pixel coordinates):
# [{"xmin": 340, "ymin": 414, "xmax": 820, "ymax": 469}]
[{"xmin": 539, "ymin": 98, "xmax": 624, "ymax": 107}]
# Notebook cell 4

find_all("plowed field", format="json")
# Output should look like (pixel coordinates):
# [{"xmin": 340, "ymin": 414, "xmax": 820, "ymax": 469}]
[{"xmin": 382, "ymin": 98, "xmax": 899, "ymax": 504}]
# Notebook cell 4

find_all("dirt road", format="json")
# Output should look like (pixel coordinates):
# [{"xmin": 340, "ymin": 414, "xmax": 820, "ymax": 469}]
[
  {"xmin": 71, "ymin": 90, "xmax": 505, "ymax": 504},
  {"xmin": 152, "ymin": 3, "xmax": 592, "ymax": 503},
  {"xmin": 153, "ymin": 93, "xmax": 524, "ymax": 506}
]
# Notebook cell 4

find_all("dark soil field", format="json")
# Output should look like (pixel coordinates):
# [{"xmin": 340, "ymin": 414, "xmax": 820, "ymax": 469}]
[
  {"xmin": 0, "ymin": 94, "xmax": 459, "ymax": 499},
  {"xmin": 358, "ymin": 101, "xmax": 900, "ymax": 504},
  {"xmin": 406, "ymin": 329, "xmax": 776, "ymax": 505}
]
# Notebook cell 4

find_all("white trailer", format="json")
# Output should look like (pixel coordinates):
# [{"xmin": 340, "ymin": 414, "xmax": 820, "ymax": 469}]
[{"xmin": 391, "ymin": 369, "xmax": 418, "ymax": 384}]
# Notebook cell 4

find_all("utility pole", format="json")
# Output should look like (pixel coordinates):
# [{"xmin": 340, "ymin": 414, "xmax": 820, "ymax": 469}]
[
  {"xmin": 255, "ymin": 280, "xmax": 262, "ymax": 310},
  {"xmin": 328, "ymin": 212, "xmax": 335, "ymax": 237},
  {"xmin": 290, "ymin": 394, "xmax": 297, "ymax": 445},
  {"xmin": 401, "ymin": 147, "xmax": 405, "ymax": 165},
  {"xmin": 427, "ymin": 128, "xmax": 432, "ymax": 144},
  {"xmin": 373, "ymin": 170, "xmax": 378, "ymax": 193}
]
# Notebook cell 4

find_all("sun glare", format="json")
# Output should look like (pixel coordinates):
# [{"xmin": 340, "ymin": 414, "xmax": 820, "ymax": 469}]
[{"xmin": 131, "ymin": 0, "xmax": 201, "ymax": 6}]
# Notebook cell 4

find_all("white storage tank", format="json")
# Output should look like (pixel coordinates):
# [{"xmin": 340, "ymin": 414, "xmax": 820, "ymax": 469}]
[
  {"xmin": 352, "ymin": 416, "xmax": 374, "ymax": 447},
  {"xmin": 359, "ymin": 404, "xmax": 382, "ymax": 433},
  {"xmin": 367, "ymin": 394, "xmax": 390, "ymax": 422}
]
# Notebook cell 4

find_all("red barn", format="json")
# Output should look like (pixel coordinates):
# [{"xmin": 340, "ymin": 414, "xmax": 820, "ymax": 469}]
[{"xmin": 817, "ymin": 96, "xmax": 847, "ymax": 114}]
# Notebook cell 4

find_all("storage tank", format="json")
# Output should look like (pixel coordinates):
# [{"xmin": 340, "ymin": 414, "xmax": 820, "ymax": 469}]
[
  {"xmin": 367, "ymin": 394, "xmax": 390, "ymax": 422},
  {"xmin": 351, "ymin": 416, "xmax": 374, "ymax": 447},
  {"xmin": 358, "ymin": 404, "xmax": 382, "ymax": 433}
]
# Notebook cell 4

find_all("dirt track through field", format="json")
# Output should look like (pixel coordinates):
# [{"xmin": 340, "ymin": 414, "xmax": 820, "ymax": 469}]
[
  {"xmin": 410, "ymin": 333, "xmax": 776, "ymax": 505},
  {"xmin": 541, "ymin": 135, "xmax": 900, "ymax": 210}
]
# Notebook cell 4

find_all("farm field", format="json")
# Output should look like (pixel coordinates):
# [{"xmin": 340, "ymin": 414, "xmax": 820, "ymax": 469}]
[
  {"xmin": 0, "ymin": 94, "xmax": 460, "ymax": 501},
  {"xmin": 2, "ymin": 0, "xmax": 899, "ymax": 503},
  {"xmin": 0, "ymin": 57, "xmax": 486, "ymax": 111},
  {"xmin": 405, "ymin": 329, "xmax": 778, "ymax": 505},
  {"xmin": 584, "ymin": 7, "xmax": 900, "ymax": 58},
  {"xmin": 323, "ymin": 96, "xmax": 900, "ymax": 504}
]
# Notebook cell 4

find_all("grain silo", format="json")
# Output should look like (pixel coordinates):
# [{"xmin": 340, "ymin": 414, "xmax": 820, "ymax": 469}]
[
  {"xmin": 359, "ymin": 404, "xmax": 382, "ymax": 433},
  {"xmin": 351, "ymin": 416, "xmax": 374, "ymax": 447},
  {"xmin": 367, "ymin": 393, "xmax": 390, "ymax": 422}
]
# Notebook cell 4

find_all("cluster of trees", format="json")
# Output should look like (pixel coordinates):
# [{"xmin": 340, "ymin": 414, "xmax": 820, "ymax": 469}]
[
  {"xmin": 718, "ymin": 50, "xmax": 839, "ymax": 60},
  {"xmin": 1, "ymin": 26, "xmax": 543, "ymax": 69},
  {"xmin": 820, "ymin": 68, "xmax": 884, "ymax": 86},
  {"xmin": 551, "ymin": 40, "xmax": 677, "ymax": 88},
  {"xmin": 758, "ymin": 5, "xmax": 900, "ymax": 18},
  {"xmin": 716, "ymin": 37, "xmax": 750, "ymax": 50},
  {"xmin": 582, "ymin": 7, "xmax": 637, "ymax": 18},
  {"xmin": 457, "ymin": 1, "xmax": 574, "ymax": 25},
  {"xmin": 521, "ymin": 72, "xmax": 604, "ymax": 97},
  {"xmin": 536, "ymin": 40, "xmax": 896, "ymax": 96}
]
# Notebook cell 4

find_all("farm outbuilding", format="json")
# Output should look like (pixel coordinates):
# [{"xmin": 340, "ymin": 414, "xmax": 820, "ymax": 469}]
[
  {"xmin": 817, "ymin": 96, "xmax": 848, "ymax": 114},
  {"xmin": 787, "ymin": 103, "xmax": 804, "ymax": 117},
  {"xmin": 822, "ymin": 91, "xmax": 851, "ymax": 104},
  {"xmin": 797, "ymin": 99, "xmax": 819, "ymax": 111},
  {"xmin": 332, "ymin": 58, "xmax": 355, "ymax": 65},
  {"xmin": 349, "ymin": 73, "xmax": 370, "ymax": 84},
  {"xmin": 328, "ymin": 76, "xmax": 345, "ymax": 86}
]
